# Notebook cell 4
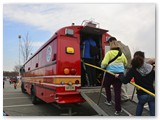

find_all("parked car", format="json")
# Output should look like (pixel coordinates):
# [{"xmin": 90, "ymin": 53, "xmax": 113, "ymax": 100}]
[{"xmin": 9, "ymin": 77, "xmax": 17, "ymax": 84}]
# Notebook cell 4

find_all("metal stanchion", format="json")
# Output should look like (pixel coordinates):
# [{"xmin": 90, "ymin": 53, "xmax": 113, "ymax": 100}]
[
  {"xmin": 97, "ymin": 71, "xmax": 106, "ymax": 105},
  {"xmin": 131, "ymin": 86, "xmax": 136, "ymax": 101}
]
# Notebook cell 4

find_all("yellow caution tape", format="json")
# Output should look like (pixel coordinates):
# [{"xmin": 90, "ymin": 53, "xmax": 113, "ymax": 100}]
[
  {"xmin": 130, "ymin": 82, "xmax": 155, "ymax": 97},
  {"xmin": 84, "ymin": 62, "xmax": 155, "ymax": 97}
]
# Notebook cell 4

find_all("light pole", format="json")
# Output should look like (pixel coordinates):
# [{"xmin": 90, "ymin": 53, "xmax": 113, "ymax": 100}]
[{"xmin": 18, "ymin": 35, "xmax": 21, "ymax": 77}]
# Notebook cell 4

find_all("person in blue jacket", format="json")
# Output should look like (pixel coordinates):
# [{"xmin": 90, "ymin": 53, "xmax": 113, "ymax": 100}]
[{"xmin": 81, "ymin": 36, "xmax": 98, "ymax": 87}]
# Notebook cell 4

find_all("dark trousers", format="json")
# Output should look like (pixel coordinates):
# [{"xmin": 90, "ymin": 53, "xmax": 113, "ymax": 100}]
[
  {"xmin": 82, "ymin": 58, "xmax": 97, "ymax": 86},
  {"xmin": 104, "ymin": 73, "xmax": 122, "ymax": 111}
]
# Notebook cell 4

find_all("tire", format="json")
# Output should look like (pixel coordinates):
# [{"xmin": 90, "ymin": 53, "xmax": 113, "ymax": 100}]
[
  {"xmin": 31, "ymin": 88, "xmax": 38, "ymax": 105},
  {"xmin": 21, "ymin": 83, "xmax": 26, "ymax": 94}
]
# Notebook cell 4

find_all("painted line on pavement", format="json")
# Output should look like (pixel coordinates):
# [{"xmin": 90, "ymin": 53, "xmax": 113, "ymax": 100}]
[
  {"xmin": 4, "ymin": 97, "xmax": 29, "ymax": 100},
  {"xmin": 3, "ymin": 93, "xmax": 24, "ymax": 95},
  {"xmin": 3, "ymin": 104, "xmax": 34, "ymax": 108}
]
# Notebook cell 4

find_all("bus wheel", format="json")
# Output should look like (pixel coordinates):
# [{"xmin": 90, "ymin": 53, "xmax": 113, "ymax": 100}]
[
  {"xmin": 31, "ymin": 88, "xmax": 38, "ymax": 105},
  {"xmin": 21, "ymin": 83, "xmax": 26, "ymax": 94}
]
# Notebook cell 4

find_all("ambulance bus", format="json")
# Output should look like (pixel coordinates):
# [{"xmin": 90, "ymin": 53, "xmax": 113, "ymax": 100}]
[{"xmin": 20, "ymin": 20, "xmax": 111, "ymax": 104}]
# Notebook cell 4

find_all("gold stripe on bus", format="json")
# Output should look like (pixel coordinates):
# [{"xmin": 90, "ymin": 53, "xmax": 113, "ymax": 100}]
[
  {"xmin": 23, "ymin": 77, "xmax": 81, "ymax": 84},
  {"xmin": 54, "ymin": 77, "xmax": 81, "ymax": 84}
]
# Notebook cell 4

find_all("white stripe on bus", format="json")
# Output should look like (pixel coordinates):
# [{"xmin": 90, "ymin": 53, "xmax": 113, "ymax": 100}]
[
  {"xmin": 41, "ymin": 82, "xmax": 81, "ymax": 87},
  {"xmin": 22, "ymin": 75, "xmax": 81, "ymax": 79}
]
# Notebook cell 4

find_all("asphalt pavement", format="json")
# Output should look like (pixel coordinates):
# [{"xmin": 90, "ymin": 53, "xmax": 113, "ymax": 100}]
[
  {"xmin": 3, "ymin": 80, "xmax": 97, "ymax": 116},
  {"xmin": 3, "ymin": 79, "xmax": 145, "ymax": 116}
]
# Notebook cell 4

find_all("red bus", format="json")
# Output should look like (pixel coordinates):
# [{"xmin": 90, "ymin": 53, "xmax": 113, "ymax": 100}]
[{"xmin": 20, "ymin": 20, "xmax": 111, "ymax": 104}]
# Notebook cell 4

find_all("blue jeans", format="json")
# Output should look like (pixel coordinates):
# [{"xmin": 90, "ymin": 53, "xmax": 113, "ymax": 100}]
[{"xmin": 136, "ymin": 94, "xmax": 155, "ymax": 116}]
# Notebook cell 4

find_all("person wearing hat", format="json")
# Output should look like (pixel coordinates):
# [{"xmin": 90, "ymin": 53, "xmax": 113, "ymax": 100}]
[
  {"xmin": 101, "ymin": 39, "xmax": 128, "ymax": 115},
  {"xmin": 107, "ymin": 37, "xmax": 117, "ymax": 42},
  {"xmin": 108, "ymin": 37, "xmax": 130, "ymax": 102}
]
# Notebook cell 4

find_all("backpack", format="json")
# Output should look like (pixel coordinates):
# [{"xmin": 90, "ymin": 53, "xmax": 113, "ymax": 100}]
[
  {"xmin": 90, "ymin": 45, "xmax": 99, "ymax": 57},
  {"xmin": 117, "ymin": 41, "xmax": 131, "ymax": 66},
  {"xmin": 88, "ymin": 40, "xmax": 99, "ymax": 57}
]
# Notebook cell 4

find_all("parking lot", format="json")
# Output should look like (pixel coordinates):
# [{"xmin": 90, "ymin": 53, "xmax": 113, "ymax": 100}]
[
  {"xmin": 3, "ymin": 78, "xmax": 150, "ymax": 117},
  {"xmin": 3, "ymin": 81, "xmax": 97, "ymax": 116}
]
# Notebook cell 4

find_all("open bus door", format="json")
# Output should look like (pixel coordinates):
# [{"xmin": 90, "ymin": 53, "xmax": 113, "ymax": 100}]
[
  {"xmin": 80, "ymin": 22, "xmax": 109, "ymax": 87},
  {"xmin": 80, "ymin": 25, "xmax": 108, "ymax": 62}
]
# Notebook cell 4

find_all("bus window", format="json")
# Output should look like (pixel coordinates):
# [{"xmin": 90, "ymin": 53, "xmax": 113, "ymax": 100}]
[{"xmin": 105, "ymin": 45, "xmax": 110, "ymax": 54}]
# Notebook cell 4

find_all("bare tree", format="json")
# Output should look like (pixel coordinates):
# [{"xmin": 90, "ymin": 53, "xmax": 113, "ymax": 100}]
[
  {"xmin": 20, "ymin": 33, "xmax": 32, "ymax": 64},
  {"xmin": 13, "ymin": 64, "xmax": 22, "ymax": 73},
  {"xmin": 3, "ymin": 71, "xmax": 18, "ymax": 77}
]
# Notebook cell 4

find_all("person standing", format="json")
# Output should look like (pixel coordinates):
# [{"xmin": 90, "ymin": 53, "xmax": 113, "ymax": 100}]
[
  {"xmin": 107, "ymin": 37, "xmax": 130, "ymax": 102},
  {"xmin": 81, "ymin": 36, "xmax": 98, "ymax": 86},
  {"xmin": 115, "ymin": 51, "xmax": 155, "ymax": 116},
  {"xmin": 101, "ymin": 40, "xmax": 128, "ymax": 115},
  {"xmin": 14, "ymin": 82, "xmax": 17, "ymax": 89}
]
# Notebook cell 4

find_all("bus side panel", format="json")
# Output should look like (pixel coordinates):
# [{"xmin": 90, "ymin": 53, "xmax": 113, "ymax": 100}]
[
  {"xmin": 35, "ymin": 83, "xmax": 56, "ymax": 103},
  {"xmin": 24, "ymin": 82, "xmax": 32, "ymax": 95},
  {"xmin": 43, "ymin": 84, "xmax": 56, "ymax": 103},
  {"xmin": 34, "ymin": 40, "xmax": 57, "ymax": 103},
  {"xmin": 35, "ymin": 84, "xmax": 46, "ymax": 102},
  {"xmin": 45, "ymin": 40, "xmax": 57, "ymax": 76}
]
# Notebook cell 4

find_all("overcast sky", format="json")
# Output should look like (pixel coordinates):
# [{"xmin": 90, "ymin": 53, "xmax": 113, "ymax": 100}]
[{"xmin": 3, "ymin": 3, "xmax": 155, "ymax": 71}]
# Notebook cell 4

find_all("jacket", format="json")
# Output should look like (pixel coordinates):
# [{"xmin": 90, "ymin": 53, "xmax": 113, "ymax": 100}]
[
  {"xmin": 101, "ymin": 50, "xmax": 128, "ymax": 73},
  {"xmin": 120, "ymin": 63, "xmax": 155, "ymax": 95},
  {"xmin": 81, "ymin": 38, "xmax": 96, "ymax": 59}
]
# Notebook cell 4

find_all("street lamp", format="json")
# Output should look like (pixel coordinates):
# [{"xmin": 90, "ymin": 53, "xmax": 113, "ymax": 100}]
[{"xmin": 18, "ymin": 35, "xmax": 21, "ymax": 77}]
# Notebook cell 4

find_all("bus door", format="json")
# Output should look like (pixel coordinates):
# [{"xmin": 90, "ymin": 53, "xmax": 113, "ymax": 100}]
[
  {"xmin": 80, "ymin": 26, "xmax": 108, "ymax": 63},
  {"xmin": 80, "ymin": 26, "xmax": 108, "ymax": 86}
]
